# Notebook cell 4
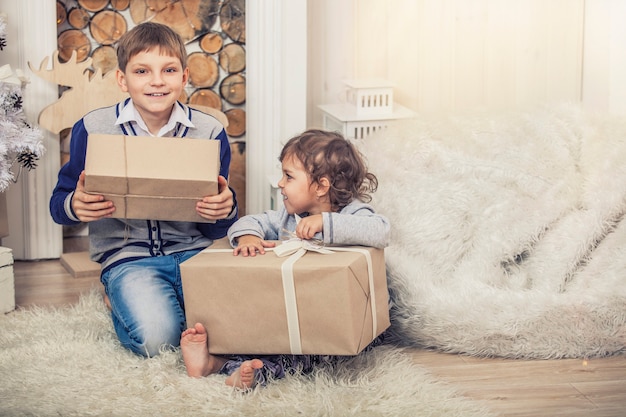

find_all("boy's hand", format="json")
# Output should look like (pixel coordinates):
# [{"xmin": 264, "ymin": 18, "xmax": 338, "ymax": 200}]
[
  {"xmin": 233, "ymin": 235, "xmax": 276, "ymax": 257},
  {"xmin": 71, "ymin": 171, "xmax": 115, "ymax": 222},
  {"xmin": 295, "ymin": 214, "xmax": 323, "ymax": 240},
  {"xmin": 196, "ymin": 176, "xmax": 234, "ymax": 220}
]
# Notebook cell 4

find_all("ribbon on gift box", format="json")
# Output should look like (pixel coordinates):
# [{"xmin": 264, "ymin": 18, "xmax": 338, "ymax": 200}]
[{"xmin": 273, "ymin": 238, "xmax": 378, "ymax": 355}]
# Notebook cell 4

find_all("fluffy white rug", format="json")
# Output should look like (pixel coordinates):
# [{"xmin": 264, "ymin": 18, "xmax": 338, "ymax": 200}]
[
  {"xmin": 359, "ymin": 103, "xmax": 626, "ymax": 359},
  {"xmin": 0, "ymin": 291, "xmax": 494, "ymax": 417}
]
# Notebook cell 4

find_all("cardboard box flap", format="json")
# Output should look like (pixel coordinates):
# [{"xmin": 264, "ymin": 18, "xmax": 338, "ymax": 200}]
[{"xmin": 85, "ymin": 134, "xmax": 220, "ymax": 198}]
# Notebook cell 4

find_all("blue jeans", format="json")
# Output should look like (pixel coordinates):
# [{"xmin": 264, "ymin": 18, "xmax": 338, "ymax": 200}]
[{"xmin": 100, "ymin": 250, "xmax": 200, "ymax": 357}]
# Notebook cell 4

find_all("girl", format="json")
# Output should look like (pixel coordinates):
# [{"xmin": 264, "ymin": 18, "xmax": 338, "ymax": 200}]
[{"xmin": 180, "ymin": 129, "xmax": 390, "ymax": 388}]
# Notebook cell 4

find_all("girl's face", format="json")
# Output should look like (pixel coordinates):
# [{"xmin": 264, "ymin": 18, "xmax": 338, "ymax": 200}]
[
  {"xmin": 116, "ymin": 47, "xmax": 188, "ymax": 129},
  {"xmin": 278, "ymin": 155, "xmax": 328, "ymax": 215}
]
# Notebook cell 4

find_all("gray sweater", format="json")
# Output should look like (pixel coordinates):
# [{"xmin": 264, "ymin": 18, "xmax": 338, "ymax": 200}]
[{"xmin": 227, "ymin": 200, "xmax": 390, "ymax": 249}]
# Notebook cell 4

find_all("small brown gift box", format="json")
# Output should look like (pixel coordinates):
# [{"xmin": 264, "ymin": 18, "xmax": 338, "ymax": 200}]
[
  {"xmin": 181, "ymin": 243, "xmax": 390, "ymax": 355},
  {"xmin": 84, "ymin": 134, "xmax": 220, "ymax": 222}
]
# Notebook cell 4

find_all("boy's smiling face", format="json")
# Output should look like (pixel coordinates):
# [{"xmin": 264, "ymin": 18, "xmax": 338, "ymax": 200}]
[{"xmin": 116, "ymin": 46, "xmax": 188, "ymax": 132}]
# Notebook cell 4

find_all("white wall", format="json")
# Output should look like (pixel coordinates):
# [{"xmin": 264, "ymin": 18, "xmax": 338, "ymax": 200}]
[
  {"xmin": 306, "ymin": 0, "xmax": 357, "ymax": 127},
  {"xmin": 5, "ymin": 0, "xmax": 626, "ymax": 259},
  {"xmin": 308, "ymin": 0, "xmax": 626, "ymax": 127},
  {"xmin": 582, "ymin": 0, "xmax": 626, "ymax": 114}
]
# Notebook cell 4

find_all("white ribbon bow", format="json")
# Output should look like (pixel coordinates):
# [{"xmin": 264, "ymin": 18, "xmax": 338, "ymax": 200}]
[{"xmin": 273, "ymin": 237, "xmax": 333, "ymax": 257}]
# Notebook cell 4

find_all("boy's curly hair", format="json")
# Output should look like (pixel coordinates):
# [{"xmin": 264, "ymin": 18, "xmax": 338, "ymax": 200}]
[{"xmin": 279, "ymin": 129, "xmax": 378, "ymax": 211}]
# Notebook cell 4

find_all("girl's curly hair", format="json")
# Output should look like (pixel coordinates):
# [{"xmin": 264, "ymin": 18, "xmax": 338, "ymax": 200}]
[{"xmin": 279, "ymin": 129, "xmax": 378, "ymax": 211}]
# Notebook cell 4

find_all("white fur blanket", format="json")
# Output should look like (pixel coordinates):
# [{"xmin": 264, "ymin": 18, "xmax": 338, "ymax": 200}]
[
  {"xmin": 359, "ymin": 103, "xmax": 626, "ymax": 359},
  {"xmin": 0, "ymin": 291, "xmax": 494, "ymax": 417}
]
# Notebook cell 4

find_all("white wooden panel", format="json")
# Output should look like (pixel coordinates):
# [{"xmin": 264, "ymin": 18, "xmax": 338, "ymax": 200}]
[
  {"xmin": 307, "ymin": 0, "xmax": 357, "ymax": 128},
  {"xmin": 247, "ymin": 0, "xmax": 307, "ymax": 214},
  {"xmin": 384, "ymin": 0, "xmax": 421, "ymax": 111},
  {"xmin": 355, "ymin": 0, "xmax": 388, "ymax": 79},
  {"xmin": 583, "ymin": 0, "xmax": 626, "ymax": 115},
  {"xmin": 453, "ymin": 0, "xmax": 489, "ymax": 110},
  {"xmin": 484, "ymin": 1, "xmax": 518, "ymax": 108},
  {"xmin": 582, "ymin": 0, "xmax": 611, "ymax": 112},
  {"xmin": 414, "ymin": 0, "xmax": 457, "ymax": 113},
  {"xmin": 607, "ymin": 1, "xmax": 626, "ymax": 114},
  {"xmin": 349, "ymin": 0, "xmax": 585, "ymax": 115},
  {"xmin": 308, "ymin": 0, "xmax": 626, "ymax": 120}
]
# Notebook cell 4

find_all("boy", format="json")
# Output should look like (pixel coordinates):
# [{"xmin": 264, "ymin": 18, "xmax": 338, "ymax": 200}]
[{"xmin": 50, "ymin": 22, "xmax": 237, "ymax": 358}]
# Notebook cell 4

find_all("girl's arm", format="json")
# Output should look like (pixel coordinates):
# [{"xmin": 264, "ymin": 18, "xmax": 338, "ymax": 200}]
[
  {"xmin": 227, "ymin": 207, "xmax": 287, "ymax": 247},
  {"xmin": 321, "ymin": 201, "xmax": 390, "ymax": 248}
]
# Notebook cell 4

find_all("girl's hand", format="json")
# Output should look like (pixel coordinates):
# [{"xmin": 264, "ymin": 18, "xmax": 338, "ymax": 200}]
[
  {"xmin": 71, "ymin": 171, "xmax": 115, "ymax": 222},
  {"xmin": 295, "ymin": 214, "xmax": 323, "ymax": 240},
  {"xmin": 233, "ymin": 235, "xmax": 276, "ymax": 257}
]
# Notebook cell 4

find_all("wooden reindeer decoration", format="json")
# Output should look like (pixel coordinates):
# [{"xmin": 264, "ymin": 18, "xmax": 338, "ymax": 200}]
[
  {"xmin": 29, "ymin": 50, "xmax": 228, "ymax": 135},
  {"xmin": 29, "ymin": 50, "xmax": 128, "ymax": 135}
]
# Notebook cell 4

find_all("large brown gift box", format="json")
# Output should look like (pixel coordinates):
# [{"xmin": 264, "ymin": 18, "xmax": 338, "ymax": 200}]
[
  {"xmin": 181, "ymin": 243, "xmax": 390, "ymax": 355},
  {"xmin": 84, "ymin": 134, "xmax": 220, "ymax": 222}
]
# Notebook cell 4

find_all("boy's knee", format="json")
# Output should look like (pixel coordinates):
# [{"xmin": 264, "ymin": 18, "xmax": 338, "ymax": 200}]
[
  {"xmin": 116, "ymin": 313, "xmax": 185, "ymax": 357},
  {"xmin": 134, "ymin": 320, "xmax": 184, "ymax": 358}
]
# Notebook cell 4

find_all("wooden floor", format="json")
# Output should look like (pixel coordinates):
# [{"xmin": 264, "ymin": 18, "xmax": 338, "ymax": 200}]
[{"xmin": 10, "ymin": 258, "xmax": 626, "ymax": 417}]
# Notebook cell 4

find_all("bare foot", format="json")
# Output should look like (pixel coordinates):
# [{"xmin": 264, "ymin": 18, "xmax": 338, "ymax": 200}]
[
  {"xmin": 225, "ymin": 359, "xmax": 264, "ymax": 389},
  {"xmin": 180, "ymin": 323, "xmax": 226, "ymax": 378}
]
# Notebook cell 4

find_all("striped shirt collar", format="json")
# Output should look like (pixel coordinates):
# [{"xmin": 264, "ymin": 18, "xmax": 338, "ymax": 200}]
[{"xmin": 115, "ymin": 99, "xmax": 194, "ymax": 137}]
